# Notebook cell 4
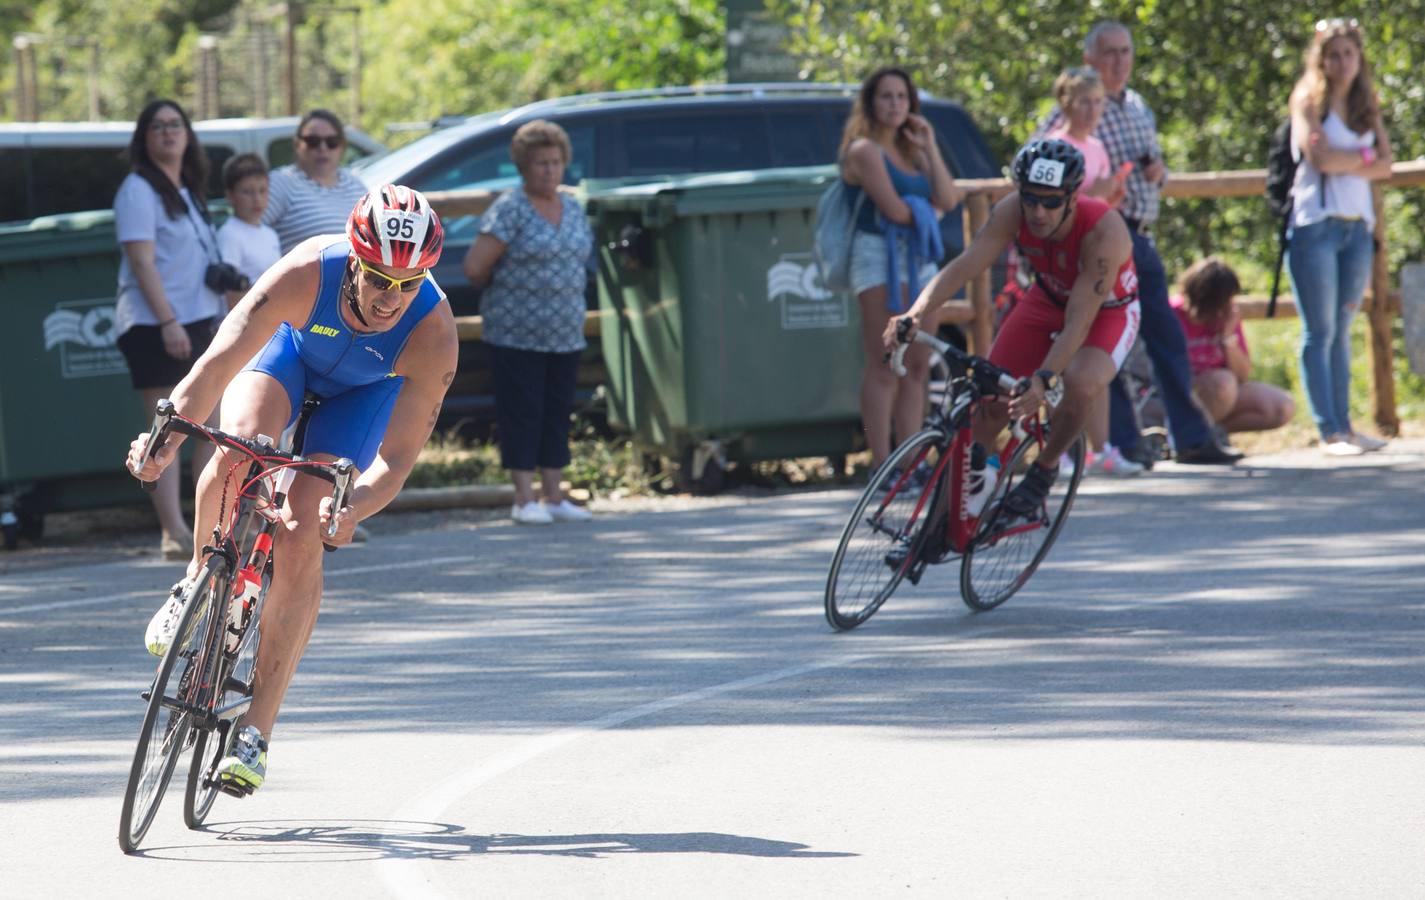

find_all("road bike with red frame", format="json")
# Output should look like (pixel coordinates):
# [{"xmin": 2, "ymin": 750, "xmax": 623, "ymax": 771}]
[
  {"xmin": 118, "ymin": 398, "xmax": 353, "ymax": 853},
  {"xmin": 824, "ymin": 328, "xmax": 1085, "ymax": 630}
]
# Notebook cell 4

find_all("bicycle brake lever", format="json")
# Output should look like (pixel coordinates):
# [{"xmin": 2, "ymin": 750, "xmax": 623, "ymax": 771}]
[
  {"xmin": 136, "ymin": 399, "xmax": 175, "ymax": 493},
  {"xmin": 325, "ymin": 458, "xmax": 356, "ymax": 543}
]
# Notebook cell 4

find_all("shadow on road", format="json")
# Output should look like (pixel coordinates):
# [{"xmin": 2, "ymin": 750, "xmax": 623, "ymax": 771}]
[
  {"xmin": 4, "ymin": 456, "xmax": 1424, "ymax": 804},
  {"xmin": 129, "ymin": 818, "xmax": 853, "ymax": 862}
]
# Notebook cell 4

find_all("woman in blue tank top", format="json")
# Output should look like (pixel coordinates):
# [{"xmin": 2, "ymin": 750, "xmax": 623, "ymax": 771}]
[{"xmin": 838, "ymin": 67, "xmax": 965, "ymax": 469}]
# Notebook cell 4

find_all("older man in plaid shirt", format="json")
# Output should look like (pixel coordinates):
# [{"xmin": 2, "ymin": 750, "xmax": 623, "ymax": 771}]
[{"xmin": 1041, "ymin": 21, "xmax": 1241, "ymax": 466}]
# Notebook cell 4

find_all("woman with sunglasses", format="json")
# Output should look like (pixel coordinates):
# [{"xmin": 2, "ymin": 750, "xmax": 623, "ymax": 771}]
[
  {"xmin": 263, "ymin": 109, "xmax": 369, "ymax": 254},
  {"xmin": 884, "ymin": 139, "xmax": 1141, "ymax": 518},
  {"xmin": 462, "ymin": 120, "xmax": 594, "ymax": 525},
  {"xmin": 126, "ymin": 183, "xmax": 457, "ymax": 795},
  {"xmin": 1285, "ymin": 18, "xmax": 1393, "ymax": 456}
]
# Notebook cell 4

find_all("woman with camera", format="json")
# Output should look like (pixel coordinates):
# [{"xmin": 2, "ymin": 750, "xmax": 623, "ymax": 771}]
[{"xmin": 114, "ymin": 99, "xmax": 224, "ymax": 560}]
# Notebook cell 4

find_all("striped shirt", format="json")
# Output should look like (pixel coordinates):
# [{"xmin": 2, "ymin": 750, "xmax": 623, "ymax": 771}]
[
  {"xmin": 1038, "ymin": 87, "xmax": 1165, "ymax": 225},
  {"xmin": 262, "ymin": 165, "xmax": 368, "ymax": 253}
]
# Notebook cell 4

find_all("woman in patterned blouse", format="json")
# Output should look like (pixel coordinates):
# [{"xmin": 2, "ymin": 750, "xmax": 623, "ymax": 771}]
[{"xmin": 463, "ymin": 120, "xmax": 594, "ymax": 525}]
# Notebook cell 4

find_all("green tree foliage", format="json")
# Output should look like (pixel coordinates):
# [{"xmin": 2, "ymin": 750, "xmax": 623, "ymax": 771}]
[
  {"xmin": 358, "ymin": 0, "xmax": 724, "ymax": 142},
  {"xmin": 769, "ymin": 0, "xmax": 1425, "ymax": 286}
]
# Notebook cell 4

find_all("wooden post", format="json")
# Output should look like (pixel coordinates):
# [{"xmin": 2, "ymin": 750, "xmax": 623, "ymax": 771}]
[
  {"xmin": 284, "ymin": 3, "xmax": 299, "ymax": 116},
  {"xmin": 86, "ymin": 40, "xmax": 100, "ymax": 121},
  {"xmin": 963, "ymin": 192, "xmax": 993, "ymax": 355},
  {"xmin": 1366, "ymin": 183, "xmax": 1400, "ymax": 435},
  {"xmin": 350, "ymin": 8, "xmax": 361, "ymax": 124}
]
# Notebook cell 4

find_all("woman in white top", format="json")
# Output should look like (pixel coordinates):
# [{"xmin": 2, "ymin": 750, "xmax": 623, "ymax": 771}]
[
  {"xmin": 1286, "ymin": 18, "xmax": 1393, "ymax": 455},
  {"xmin": 113, "ymin": 99, "xmax": 224, "ymax": 558}
]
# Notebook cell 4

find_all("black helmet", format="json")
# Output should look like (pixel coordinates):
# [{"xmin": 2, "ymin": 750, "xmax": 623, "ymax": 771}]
[{"xmin": 1012, "ymin": 139, "xmax": 1086, "ymax": 194}]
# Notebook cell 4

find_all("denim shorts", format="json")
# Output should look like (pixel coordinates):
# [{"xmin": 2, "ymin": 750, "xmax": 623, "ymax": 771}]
[{"xmin": 850, "ymin": 230, "xmax": 938, "ymax": 297}]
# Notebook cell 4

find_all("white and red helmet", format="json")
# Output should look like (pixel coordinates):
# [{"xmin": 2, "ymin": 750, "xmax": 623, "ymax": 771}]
[{"xmin": 347, "ymin": 184, "xmax": 444, "ymax": 269}]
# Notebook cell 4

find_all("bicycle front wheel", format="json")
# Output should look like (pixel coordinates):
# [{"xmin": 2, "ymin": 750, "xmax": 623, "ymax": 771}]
[
  {"xmin": 825, "ymin": 430, "xmax": 945, "ymax": 630},
  {"xmin": 959, "ymin": 429, "xmax": 1084, "ymax": 612},
  {"xmin": 184, "ymin": 558, "xmax": 263, "ymax": 828},
  {"xmin": 118, "ymin": 557, "xmax": 227, "ymax": 853}
]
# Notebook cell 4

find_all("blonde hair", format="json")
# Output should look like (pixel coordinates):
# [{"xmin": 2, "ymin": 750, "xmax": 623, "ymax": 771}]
[
  {"xmin": 838, "ymin": 67, "xmax": 921, "ymax": 163},
  {"xmin": 1054, "ymin": 66, "xmax": 1103, "ymax": 108},
  {"xmin": 510, "ymin": 119, "xmax": 571, "ymax": 173},
  {"xmin": 1295, "ymin": 21, "xmax": 1378, "ymax": 134}
]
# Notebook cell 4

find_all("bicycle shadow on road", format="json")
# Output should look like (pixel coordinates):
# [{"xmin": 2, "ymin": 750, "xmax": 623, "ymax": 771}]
[{"xmin": 130, "ymin": 818, "xmax": 855, "ymax": 862}]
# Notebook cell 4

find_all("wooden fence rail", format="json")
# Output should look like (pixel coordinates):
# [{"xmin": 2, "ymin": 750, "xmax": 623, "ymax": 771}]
[{"xmin": 428, "ymin": 160, "xmax": 1425, "ymax": 435}]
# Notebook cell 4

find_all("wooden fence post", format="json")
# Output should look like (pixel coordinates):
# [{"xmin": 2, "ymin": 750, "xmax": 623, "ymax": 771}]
[
  {"xmin": 1367, "ymin": 182, "xmax": 1400, "ymax": 435},
  {"xmin": 963, "ymin": 192, "xmax": 992, "ymax": 355}
]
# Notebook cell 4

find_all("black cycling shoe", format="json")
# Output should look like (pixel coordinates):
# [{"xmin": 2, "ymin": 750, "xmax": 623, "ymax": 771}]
[
  {"xmin": 1120, "ymin": 441, "xmax": 1157, "ymax": 471},
  {"xmin": 1175, "ymin": 441, "xmax": 1243, "ymax": 465},
  {"xmin": 1001, "ymin": 462, "xmax": 1058, "ymax": 520}
]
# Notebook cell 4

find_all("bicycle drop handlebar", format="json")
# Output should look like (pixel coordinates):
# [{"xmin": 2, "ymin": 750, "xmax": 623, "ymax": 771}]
[
  {"xmin": 134, "ymin": 399, "xmax": 355, "ymax": 542},
  {"xmin": 889, "ymin": 317, "xmax": 1024, "ymax": 396}
]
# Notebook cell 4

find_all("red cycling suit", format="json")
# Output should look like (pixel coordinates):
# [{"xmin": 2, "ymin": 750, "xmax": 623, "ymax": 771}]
[{"xmin": 987, "ymin": 196, "xmax": 1141, "ymax": 378}]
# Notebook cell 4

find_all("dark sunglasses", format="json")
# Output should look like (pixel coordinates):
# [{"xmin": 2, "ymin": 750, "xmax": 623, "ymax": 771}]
[
  {"xmin": 1316, "ymin": 17, "xmax": 1360, "ymax": 33},
  {"xmin": 299, "ymin": 134, "xmax": 344, "ymax": 150},
  {"xmin": 1019, "ymin": 191, "xmax": 1069, "ymax": 210}
]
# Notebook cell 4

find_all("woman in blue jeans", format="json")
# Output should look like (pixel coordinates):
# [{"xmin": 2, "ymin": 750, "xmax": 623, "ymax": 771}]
[{"xmin": 1286, "ymin": 18, "xmax": 1393, "ymax": 456}]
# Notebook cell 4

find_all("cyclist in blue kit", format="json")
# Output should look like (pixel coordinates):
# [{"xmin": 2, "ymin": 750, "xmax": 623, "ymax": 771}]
[{"xmin": 125, "ymin": 184, "xmax": 458, "ymax": 795}]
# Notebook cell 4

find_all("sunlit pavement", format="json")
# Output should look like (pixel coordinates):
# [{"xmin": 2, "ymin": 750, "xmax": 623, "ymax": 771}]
[{"xmin": 4, "ymin": 442, "xmax": 1424, "ymax": 896}]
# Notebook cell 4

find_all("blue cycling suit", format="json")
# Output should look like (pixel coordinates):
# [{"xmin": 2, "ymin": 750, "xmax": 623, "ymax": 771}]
[{"xmin": 243, "ymin": 238, "xmax": 445, "ymax": 470}]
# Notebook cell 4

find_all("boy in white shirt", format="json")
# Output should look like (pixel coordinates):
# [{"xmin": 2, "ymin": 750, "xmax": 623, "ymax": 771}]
[{"xmin": 215, "ymin": 153, "xmax": 281, "ymax": 309}]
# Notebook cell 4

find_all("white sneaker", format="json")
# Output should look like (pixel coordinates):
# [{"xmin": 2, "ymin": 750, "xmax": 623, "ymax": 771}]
[
  {"xmin": 511, "ymin": 501, "xmax": 554, "ymax": 525},
  {"xmin": 1323, "ymin": 436, "xmax": 1365, "ymax": 457},
  {"xmin": 1348, "ymin": 431, "xmax": 1387, "ymax": 452},
  {"xmin": 1089, "ymin": 445, "xmax": 1145, "ymax": 477},
  {"xmin": 145, "ymin": 581, "xmax": 189, "ymax": 657},
  {"xmin": 544, "ymin": 499, "xmax": 593, "ymax": 522}
]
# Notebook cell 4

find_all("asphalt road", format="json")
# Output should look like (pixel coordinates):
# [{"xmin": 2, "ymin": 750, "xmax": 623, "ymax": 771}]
[{"xmin": 4, "ymin": 443, "xmax": 1424, "ymax": 897}]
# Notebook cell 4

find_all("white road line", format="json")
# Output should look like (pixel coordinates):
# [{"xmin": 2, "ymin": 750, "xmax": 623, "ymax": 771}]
[
  {"xmin": 374, "ymin": 652, "xmax": 870, "ymax": 899},
  {"xmin": 2, "ymin": 555, "xmax": 473, "ymax": 616}
]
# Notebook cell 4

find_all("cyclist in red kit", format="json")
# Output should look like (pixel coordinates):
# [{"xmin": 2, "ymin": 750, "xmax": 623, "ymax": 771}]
[{"xmin": 884, "ymin": 139, "xmax": 1140, "ymax": 518}]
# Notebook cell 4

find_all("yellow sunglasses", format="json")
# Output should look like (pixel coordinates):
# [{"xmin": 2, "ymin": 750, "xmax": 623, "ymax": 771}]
[{"xmin": 356, "ymin": 257, "xmax": 428, "ymax": 293}]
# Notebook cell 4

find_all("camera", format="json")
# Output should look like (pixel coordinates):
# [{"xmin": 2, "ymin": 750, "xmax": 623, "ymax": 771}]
[{"xmin": 204, "ymin": 262, "xmax": 251, "ymax": 294}]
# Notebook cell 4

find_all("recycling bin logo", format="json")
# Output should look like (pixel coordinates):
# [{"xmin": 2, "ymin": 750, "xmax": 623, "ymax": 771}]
[
  {"xmin": 766, "ymin": 253, "xmax": 849, "ymax": 330},
  {"xmin": 42, "ymin": 299, "xmax": 126, "ymax": 378}
]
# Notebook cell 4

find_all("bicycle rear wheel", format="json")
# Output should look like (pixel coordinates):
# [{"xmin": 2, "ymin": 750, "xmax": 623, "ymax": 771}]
[
  {"xmin": 184, "ymin": 557, "xmax": 264, "ymax": 827},
  {"xmin": 825, "ymin": 430, "xmax": 945, "ymax": 630},
  {"xmin": 959, "ymin": 429, "xmax": 1084, "ymax": 612},
  {"xmin": 118, "ymin": 557, "xmax": 228, "ymax": 853}
]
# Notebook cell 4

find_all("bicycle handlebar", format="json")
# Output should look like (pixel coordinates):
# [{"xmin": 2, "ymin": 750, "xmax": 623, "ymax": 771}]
[
  {"xmin": 134, "ymin": 399, "xmax": 355, "ymax": 543},
  {"xmin": 889, "ymin": 318, "xmax": 1024, "ymax": 396}
]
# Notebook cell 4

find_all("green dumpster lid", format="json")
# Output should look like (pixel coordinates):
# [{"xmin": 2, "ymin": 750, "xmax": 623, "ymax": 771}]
[
  {"xmin": 0, "ymin": 209, "xmax": 121, "ymax": 263},
  {"xmin": 584, "ymin": 165, "xmax": 840, "ymax": 218}
]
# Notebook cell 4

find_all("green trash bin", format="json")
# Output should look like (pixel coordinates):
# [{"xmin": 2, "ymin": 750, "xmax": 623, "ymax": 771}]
[
  {"xmin": 587, "ymin": 166, "xmax": 866, "ymax": 490},
  {"xmin": 0, "ymin": 210, "xmax": 146, "ymax": 543}
]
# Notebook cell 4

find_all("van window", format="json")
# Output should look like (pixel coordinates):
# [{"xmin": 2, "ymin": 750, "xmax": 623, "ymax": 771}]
[
  {"xmin": 28, "ymin": 147, "xmax": 131, "ymax": 219},
  {"xmin": 768, "ymin": 111, "xmax": 829, "ymax": 167},
  {"xmin": 623, "ymin": 113, "xmax": 770, "ymax": 175},
  {"xmin": 0, "ymin": 149, "xmax": 29, "ymax": 221},
  {"xmin": 204, "ymin": 148, "xmax": 235, "ymax": 198},
  {"xmin": 265, "ymin": 137, "xmax": 372, "ymax": 170}
]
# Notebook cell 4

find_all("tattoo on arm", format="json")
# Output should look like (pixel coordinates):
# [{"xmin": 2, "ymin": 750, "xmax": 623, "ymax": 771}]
[
  {"xmin": 425, "ymin": 402, "xmax": 441, "ymax": 429},
  {"xmin": 251, "ymin": 292, "xmax": 270, "ymax": 311},
  {"xmin": 440, "ymin": 370, "xmax": 454, "ymax": 387}
]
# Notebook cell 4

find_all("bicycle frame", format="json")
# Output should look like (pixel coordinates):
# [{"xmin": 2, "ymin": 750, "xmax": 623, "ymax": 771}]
[{"xmin": 888, "ymin": 330, "xmax": 1048, "ymax": 559}]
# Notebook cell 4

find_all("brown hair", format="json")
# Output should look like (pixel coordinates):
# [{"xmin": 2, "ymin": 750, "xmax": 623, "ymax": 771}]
[
  {"xmin": 1054, "ymin": 66, "xmax": 1103, "ymax": 108},
  {"xmin": 838, "ymin": 67, "xmax": 921, "ymax": 163},
  {"xmin": 297, "ymin": 108, "xmax": 346, "ymax": 140},
  {"xmin": 126, "ymin": 99, "xmax": 210, "ymax": 220},
  {"xmin": 1178, "ymin": 256, "xmax": 1242, "ymax": 324},
  {"xmin": 510, "ymin": 119, "xmax": 572, "ymax": 173},
  {"xmin": 221, "ymin": 152, "xmax": 268, "ymax": 192},
  {"xmin": 1295, "ymin": 20, "xmax": 1379, "ymax": 134}
]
